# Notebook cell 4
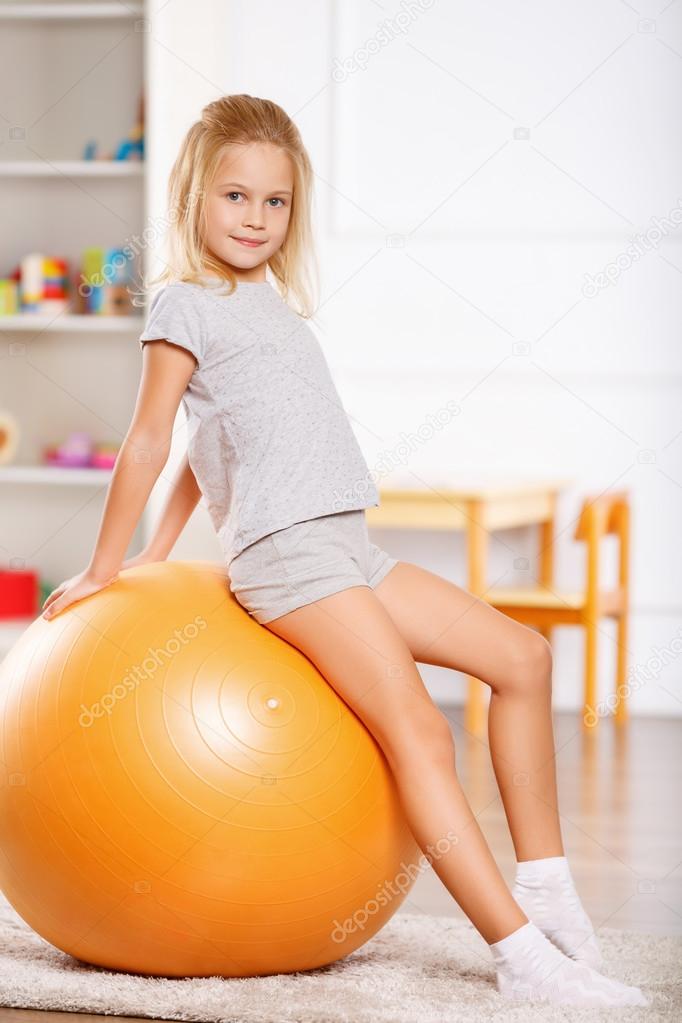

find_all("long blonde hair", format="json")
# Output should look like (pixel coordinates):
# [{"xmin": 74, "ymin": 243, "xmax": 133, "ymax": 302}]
[{"xmin": 137, "ymin": 94, "xmax": 319, "ymax": 318}]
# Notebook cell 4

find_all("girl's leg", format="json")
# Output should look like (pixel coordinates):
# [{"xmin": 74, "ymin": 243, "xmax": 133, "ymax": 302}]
[
  {"xmin": 373, "ymin": 561, "xmax": 563, "ymax": 861},
  {"xmin": 263, "ymin": 579, "xmax": 649, "ymax": 1006},
  {"xmin": 263, "ymin": 583, "xmax": 527, "ymax": 944},
  {"xmin": 372, "ymin": 561, "xmax": 604, "ymax": 968}
]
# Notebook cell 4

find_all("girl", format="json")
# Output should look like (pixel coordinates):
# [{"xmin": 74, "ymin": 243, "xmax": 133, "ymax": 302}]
[{"xmin": 41, "ymin": 94, "xmax": 647, "ymax": 1009}]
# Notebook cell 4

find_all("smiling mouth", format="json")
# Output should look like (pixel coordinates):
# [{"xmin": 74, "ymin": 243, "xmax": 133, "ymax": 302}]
[{"xmin": 231, "ymin": 237, "xmax": 265, "ymax": 247}]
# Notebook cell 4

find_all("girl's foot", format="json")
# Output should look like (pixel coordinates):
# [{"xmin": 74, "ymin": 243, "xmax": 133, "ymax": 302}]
[
  {"xmin": 512, "ymin": 854, "xmax": 603, "ymax": 968},
  {"xmin": 490, "ymin": 920, "xmax": 649, "ymax": 1007}
]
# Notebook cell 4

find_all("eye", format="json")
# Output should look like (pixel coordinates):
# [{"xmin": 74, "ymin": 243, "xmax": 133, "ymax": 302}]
[
  {"xmin": 267, "ymin": 197, "xmax": 285, "ymax": 208},
  {"xmin": 225, "ymin": 192, "xmax": 243, "ymax": 202}
]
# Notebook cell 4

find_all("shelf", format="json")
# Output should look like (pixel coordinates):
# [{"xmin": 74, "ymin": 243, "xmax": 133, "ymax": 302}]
[
  {"xmin": 0, "ymin": 465, "xmax": 114, "ymax": 485},
  {"xmin": 0, "ymin": 314, "xmax": 143, "ymax": 331},
  {"xmin": 0, "ymin": 160, "xmax": 143, "ymax": 177},
  {"xmin": 1, "ymin": 0, "xmax": 149, "ymax": 587},
  {"xmin": 0, "ymin": 3, "xmax": 144, "ymax": 19}
]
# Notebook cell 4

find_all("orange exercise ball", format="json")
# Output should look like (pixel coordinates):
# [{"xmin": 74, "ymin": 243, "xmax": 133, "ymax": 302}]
[{"xmin": 0, "ymin": 560, "xmax": 421, "ymax": 978}]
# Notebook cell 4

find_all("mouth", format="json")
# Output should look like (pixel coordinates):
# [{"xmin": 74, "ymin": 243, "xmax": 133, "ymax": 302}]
[{"xmin": 231, "ymin": 236, "xmax": 266, "ymax": 248}]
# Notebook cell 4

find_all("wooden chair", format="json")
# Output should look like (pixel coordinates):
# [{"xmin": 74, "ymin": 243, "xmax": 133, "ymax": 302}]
[{"xmin": 482, "ymin": 491, "xmax": 631, "ymax": 726}]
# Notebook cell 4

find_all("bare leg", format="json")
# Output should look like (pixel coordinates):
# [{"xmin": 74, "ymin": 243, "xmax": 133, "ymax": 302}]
[
  {"xmin": 263, "ymin": 584, "xmax": 527, "ymax": 944},
  {"xmin": 374, "ymin": 562, "xmax": 564, "ymax": 861}
]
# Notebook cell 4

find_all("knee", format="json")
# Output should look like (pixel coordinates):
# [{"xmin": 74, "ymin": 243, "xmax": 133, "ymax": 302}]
[
  {"xmin": 381, "ymin": 708, "xmax": 456, "ymax": 771},
  {"xmin": 495, "ymin": 631, "xmax": 553, "ymax": 698}
]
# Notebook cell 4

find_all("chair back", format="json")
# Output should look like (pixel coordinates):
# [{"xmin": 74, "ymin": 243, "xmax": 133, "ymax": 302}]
[{"xmin": 574, "ymin": 491, "xmax": 630, "ymax": 594}]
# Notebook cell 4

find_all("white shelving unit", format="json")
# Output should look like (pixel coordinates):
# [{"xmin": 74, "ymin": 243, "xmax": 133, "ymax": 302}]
[
  {"xmin": 0, "ymin": 3, "xmax": 144, "ymax": 19},
  {"xmin": 0, "ymin": 0, "xmax": 148, "ymax": 658},
  {"xmin": 0, "ymin": 314, "xmax": 143, "ymax": 331},
  {"xmin": 0, "ymin": 465, "xmax": 114, "ymax": 485},
  {"xmin": 0, "ymin": 161, "xmax": 144, "ymax": 177}
]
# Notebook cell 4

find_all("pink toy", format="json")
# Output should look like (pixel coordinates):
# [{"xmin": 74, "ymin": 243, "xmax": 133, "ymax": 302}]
[{"xmin": 43, "ymin": 433, "xmax": 120, "ymax": 469}]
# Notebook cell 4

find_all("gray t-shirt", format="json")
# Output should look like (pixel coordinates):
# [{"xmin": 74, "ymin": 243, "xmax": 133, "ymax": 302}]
[{"xmin": 138, "ymin": 277, "xmax": 379, "ymax": 563}]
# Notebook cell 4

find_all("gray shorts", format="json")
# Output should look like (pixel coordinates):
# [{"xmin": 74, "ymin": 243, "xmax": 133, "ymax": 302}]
[{"xmin": 228, "ymin": 509, "xmax": 399, "ymax": 624}]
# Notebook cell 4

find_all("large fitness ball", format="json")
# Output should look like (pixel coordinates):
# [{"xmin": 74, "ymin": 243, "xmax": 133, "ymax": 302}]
[{"xmin": 0, "ymin": 560, "xmax": 421, "ymax": 978}]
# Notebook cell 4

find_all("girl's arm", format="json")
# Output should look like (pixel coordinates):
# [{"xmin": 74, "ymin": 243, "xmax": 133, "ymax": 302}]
[
  {"xmin": 42, "ymin": 340, "xmax": 198, "ymax": 618},
  {"xmin": 136, "ymin": 451, "xmax": 202, "ymax": 562}
]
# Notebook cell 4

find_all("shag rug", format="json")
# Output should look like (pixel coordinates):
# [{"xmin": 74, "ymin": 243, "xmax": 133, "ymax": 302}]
[{"xmin": 0, "ymin": 892, "xmax": 679, "ymax": 1022}]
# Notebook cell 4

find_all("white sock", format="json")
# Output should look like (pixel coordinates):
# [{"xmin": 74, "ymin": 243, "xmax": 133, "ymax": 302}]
[
  {"xmin": 490, "ymin": 920, "xmax": 649, "ymax": 1007},
  {"xmin": 512, "ymin": 854, "xmax": 603, "ymax": 968}
]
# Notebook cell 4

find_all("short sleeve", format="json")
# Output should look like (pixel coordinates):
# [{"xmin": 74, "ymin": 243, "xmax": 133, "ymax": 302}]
[{"xmin": 138, "ymin": 284, "xmax": 207, "ymax": 367}]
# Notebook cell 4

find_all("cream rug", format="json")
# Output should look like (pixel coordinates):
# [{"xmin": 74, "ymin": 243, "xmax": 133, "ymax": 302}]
[{"xmin": 0, "ymin": 892, "xmax": 678, "ymax": 1022}]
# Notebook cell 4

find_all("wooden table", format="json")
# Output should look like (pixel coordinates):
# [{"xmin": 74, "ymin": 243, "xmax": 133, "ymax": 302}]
[{"xmin": 365, "ymin": 477, "xmax": 574, "ymax": 734}]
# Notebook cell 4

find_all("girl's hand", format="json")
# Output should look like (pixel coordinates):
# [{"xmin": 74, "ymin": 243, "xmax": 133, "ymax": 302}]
[
  {"xmin": 120, "ymin": 548, "xmax": 164, "ymax": 571},
  {"xmin": 41, "ymin": 568, "xmax": 119, "ymax": 621}
]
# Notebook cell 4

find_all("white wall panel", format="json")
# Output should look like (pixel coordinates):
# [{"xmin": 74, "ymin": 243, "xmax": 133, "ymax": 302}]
[{"xmin": 148, "ymin": 0, "xmax": 682, "ymax": 714}]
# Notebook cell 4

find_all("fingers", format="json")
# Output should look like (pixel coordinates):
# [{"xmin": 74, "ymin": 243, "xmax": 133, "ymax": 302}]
[
  {"xmin": 42, "ymin": 584, "xmax": 70, "ymax": 619},
  {"xmin": 42, "ymin": 596, "xmax": 65, "ymax": 619},
  {"xmin": 42, "ymin": 587, "xmax": 65, "ymax": 613},
  {"xmin": 42, "ymin": 599, "xmax": 63, "ymax": 621},
  {"xmin": 41, "ymin": 573, "xmax": 117, "ymax": 621}
]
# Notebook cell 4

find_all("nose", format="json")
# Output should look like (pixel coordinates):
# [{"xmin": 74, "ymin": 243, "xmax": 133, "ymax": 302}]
[{"xmin": 243, "ymin": 202, "xmax": 265, "ymax": 230}]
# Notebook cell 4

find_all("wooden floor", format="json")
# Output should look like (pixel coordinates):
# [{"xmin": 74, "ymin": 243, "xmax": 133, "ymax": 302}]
[
  {"xmin": 0, "ymin": 712, "xmax": 679, "ymax": 1023},
  {"xmin": 404, "ymin": 710, "xmax": 682, "ymax": 937}
]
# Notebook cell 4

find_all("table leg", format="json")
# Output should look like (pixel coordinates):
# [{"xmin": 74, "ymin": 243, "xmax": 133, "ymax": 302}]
[
  {"xmin": 538, "ymin": 497, "xmax": 556, "ymax": 646},
  {"xmin": 465, "ymin": 499, "xmax": 488, "ymax": 735}
]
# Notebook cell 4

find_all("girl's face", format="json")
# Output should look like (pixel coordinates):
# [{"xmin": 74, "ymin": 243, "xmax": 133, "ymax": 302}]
[{"xmin": 202, "ymin": 143, "xmax": 294, "ymax": 281}]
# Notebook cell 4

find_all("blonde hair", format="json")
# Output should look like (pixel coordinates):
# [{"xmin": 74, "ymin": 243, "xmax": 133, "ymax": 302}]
[{"xmin": 137, "ymin": 94, "xmax": 319, "ymax": 318}]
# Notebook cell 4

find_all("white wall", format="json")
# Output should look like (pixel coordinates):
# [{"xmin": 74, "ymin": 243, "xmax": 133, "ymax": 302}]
[{"xmin": 145, "ymin": 0, "xmax": 682, "ymax": 717}]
